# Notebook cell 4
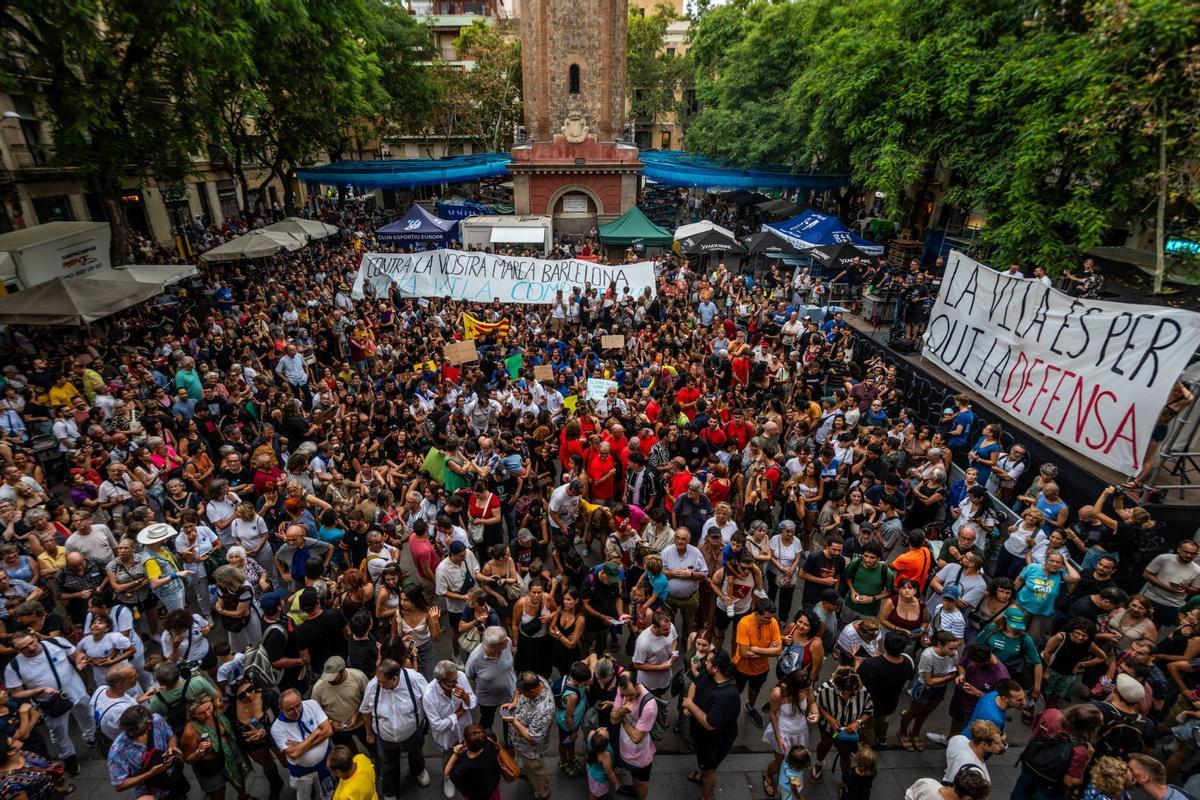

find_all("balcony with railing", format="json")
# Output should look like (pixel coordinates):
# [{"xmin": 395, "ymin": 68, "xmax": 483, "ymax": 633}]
[{"xmin": 6, "ymin": 142, "xmax": 57, "ymax": 169}]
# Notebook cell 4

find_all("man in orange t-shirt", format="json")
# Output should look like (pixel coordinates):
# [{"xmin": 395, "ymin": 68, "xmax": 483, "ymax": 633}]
[
  {"xmin": 732, "ymin": 599, "xmax": 782, "ymax": 727},
  {"xmin": 890, "ymin": 530, "xmax": 935, "ymax": 593},
  {"xmin": 586, "ymin": 442, "xmax": 618, "ymax": 502}
]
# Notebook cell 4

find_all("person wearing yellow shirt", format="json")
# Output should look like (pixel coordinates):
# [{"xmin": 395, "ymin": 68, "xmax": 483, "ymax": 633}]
[
  {"xmin": 330, "ymin": 746, "xmax": 378, "ymax": 800},
  {"xmin": 75, "ymin": 363, "xmax": 105, "ymax": 404},
  {"xmin": 47, "ymin": 375, "xmax": 80, "ymax": 409}
]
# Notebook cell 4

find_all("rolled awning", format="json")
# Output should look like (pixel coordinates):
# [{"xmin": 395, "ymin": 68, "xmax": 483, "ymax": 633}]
[{"xmin": 490, "ymin": 227, "xmax": 545, "ymax": 244}]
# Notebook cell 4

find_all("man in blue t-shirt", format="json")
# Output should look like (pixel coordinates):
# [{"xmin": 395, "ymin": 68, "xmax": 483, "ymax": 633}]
[
  {"xmin": 944, "ymin": 394, "xmax": 976, "ymax": 449},
  {"xmin": 962, "ymin": 678, "xmax": 1025, "ymax": 739}
]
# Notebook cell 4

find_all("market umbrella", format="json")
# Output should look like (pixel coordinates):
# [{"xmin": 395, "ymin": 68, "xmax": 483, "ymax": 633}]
[
  {"xmin": 808, "ymin": 243, "xmax": 880, "ymax": 272},
  {"xmin": 674, "ymin": 220, "xmax": 737, "ymax": 241},
  {"xmin": 0, "ymin": 273, "xmax": 164, "ymax": 325},
  {"xmin": 260, "ymin": 216, "xmax": 340, "ymax": 242},
  {"xmin": 199, "ymin": 229, "xmax": 307, "ymax": 262},
  {"xmin": 678, "ymin": 229, "xmax": 747, "ymax": 255},
  {"xmin": 756, "ymin": 198, "xmax": 801, "ymax": 217},
  {"xmin": 741, "ymin": 230, "xmax": 801, "ymax": 256}
]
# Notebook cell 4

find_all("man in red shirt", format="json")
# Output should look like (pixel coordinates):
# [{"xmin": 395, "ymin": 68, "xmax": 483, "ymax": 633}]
[
  {"xmin": 675, "ymin": 378, "xmax": 701, "ymax": 422},
  {"xmin": 586, "ymin": 441, "xmax": 618, "ymax": 503},
  {"xmin": 664, "ymin": 457, "xmax": 693, "ymax": 513},
  {"xmin": 724, "ymin": 410, "xmax": 755, "ymax": 451},
  {"xmin": 407, "ymin": 519, "xmax": 441, "ymax": 598},
  {"xmin": 699, "ymin": 416, "xmax": 727, "ymax": 450},
  {"xmin": 730, "ymin": 354, "xmax": 751, "ymax": 386},
  {"xmin": 636, "ymin": 423, "xmax": 657, "ymax": 456}
]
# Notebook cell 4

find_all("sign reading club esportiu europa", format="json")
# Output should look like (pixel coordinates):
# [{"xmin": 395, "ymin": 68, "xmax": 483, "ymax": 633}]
[
  {"xmin": 922, "ymin": 251, "xmax": 1200, "ymax": 475},
  {"xmin": 352, "ymin": 250, "xmax": 657, "ymax": 305}
]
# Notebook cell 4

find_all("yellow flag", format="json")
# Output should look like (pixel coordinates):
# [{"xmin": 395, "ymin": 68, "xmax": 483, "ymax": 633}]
[{"xmin": 563, "ymin": 395, "xmax": 578, "ymax": 413}]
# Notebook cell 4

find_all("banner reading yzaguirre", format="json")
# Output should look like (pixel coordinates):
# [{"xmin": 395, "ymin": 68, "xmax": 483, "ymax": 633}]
[
  {"xmin": 922, "ymin": 251, "xmax": 1200, "ymax": 474},
  {"xmin": 352, "ymin": 249, "xmax": 657, "ymax": 304}
]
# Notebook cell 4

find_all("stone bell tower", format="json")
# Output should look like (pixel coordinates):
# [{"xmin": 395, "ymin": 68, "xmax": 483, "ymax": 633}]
[{"xmin": 510, "ymin": 0, "xmax": 642, "ymax": 237}]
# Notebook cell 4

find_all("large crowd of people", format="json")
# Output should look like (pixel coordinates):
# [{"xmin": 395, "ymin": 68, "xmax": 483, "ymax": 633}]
[{"xmin": 0, "ymin": 202, "xmax": 1197, "ymax": 800}]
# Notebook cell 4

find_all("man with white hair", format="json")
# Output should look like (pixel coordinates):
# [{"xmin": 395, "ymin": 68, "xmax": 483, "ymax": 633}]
[
  {"xmin": 423, "ymin": 660, "xmax": 477, "ymax": 798},
  {"xmin": 464, "ymin": 626, "xmax": 516, "ymax": 730}
]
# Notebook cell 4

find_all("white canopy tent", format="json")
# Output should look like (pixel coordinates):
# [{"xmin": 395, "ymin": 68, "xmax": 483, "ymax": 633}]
[
  {"xmin": 259, "ymin": 216, "xmax": 340, "ymax": 242},
  {"xmin": 116, "ymin": 263, "xmax": 198, "ymax": 285},
  {"xmin": 199, "ymin": 229, "xmax": 306, "ymax": 262},
  {"xmin": 673, "ymin": 220, "xmax": 737, "ymax": 242},
  {"xmin": 0, "ymin": 273, "xmax": 163, "ymax": 325}
]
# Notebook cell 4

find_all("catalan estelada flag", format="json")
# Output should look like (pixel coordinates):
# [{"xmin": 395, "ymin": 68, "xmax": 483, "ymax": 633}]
[{"xmin": 463, "ymin": 311, "xmax": 511, "ymax": 340}]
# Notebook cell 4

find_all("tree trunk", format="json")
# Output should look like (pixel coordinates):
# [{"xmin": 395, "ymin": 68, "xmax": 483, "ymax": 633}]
[
  {"xmin": 283, "ymin": 166, "xmax": 299, "ymax": 216},
  {"xmin": 1153, "ymin": 105, "xmax": 1167, "ymax": 295},
  {"xmin": 94, "ymin": 174, "xmax": 132, "ymax": 266}
]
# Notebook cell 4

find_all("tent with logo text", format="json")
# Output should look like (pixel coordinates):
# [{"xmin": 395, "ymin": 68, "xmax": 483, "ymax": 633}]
[
  {"xmin": 765, "ymin": 208, "xmax": 883, "ymax": 255},
  {"xmin": 375, "ymin": 204, "xmax": 457, "ymax": 246}
]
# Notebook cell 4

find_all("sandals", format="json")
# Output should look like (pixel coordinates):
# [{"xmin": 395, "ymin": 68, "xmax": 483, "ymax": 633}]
[
  {"xmin": 810, "ymin": 763, "xmax": 823, "ymax": 781},
  {"xmin": 899, "ymin": 734, "xmax": 915, "ymax": 751},
  {"xmin": 687, "ymin": 771, "xmax": 703, "ymax": 785},
  {"xmin": 914, "ymin": 736, "xmax": 927, "ymax": 751},
  {"xmin": 762, "ymin": 772, "xmax": 777, "ymax": 798}
]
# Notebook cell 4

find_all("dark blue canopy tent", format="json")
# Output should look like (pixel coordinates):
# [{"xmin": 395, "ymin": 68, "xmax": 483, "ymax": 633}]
[
  {"xmin": 296, "ymin": 153, "xmax": 512, "ymax": 190},
  {"xmin": 375, "ymin": 204, "xmax": 457, "ymax": 245},
  {"xmin": 765, "ymin": 208, "xmax": 883, "ymax": 255}
]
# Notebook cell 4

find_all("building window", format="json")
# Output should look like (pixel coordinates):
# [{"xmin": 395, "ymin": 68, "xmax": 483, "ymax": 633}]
[
  {"xmin": 660, "ymin": 130, "xmax": 671, "ymax": 150},
  {"xmin": 31, "ymin": 196, "xmax": 72, "ymax": 223},
  {"xmin": 84, "ymin": 193, "xmax": 107, "ymax": 222},
  {"xmin": 568, "ymin": 64, "xmax": 580, "ymax": 95}
]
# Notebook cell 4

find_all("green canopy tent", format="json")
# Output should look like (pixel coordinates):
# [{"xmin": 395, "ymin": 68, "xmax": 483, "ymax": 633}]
[{"xmin": 597, "ymin": 207, "xmax": 673, "ymax": 253}]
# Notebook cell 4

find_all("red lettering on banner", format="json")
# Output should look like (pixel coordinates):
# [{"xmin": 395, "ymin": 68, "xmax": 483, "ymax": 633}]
[
  {"xmin": 1002, "ymin": 353, "xmax": 1027, "ymax": 404},
  {"xmin": 1040, "ymin": 367, "xmax": 1076, "ymax": 431},
  {"xmin": 1009, "ymin": 357, "xmax": 1044, "ymax": 413},
  {"xmin": 1104, "ymin": 404, "xmax": 1140, "ymax": 470},
  {"xmin": 1084, "ymin": 391, "xmax": 1118, "ymax": 449},
  {"xmin": 1028, "ymin": 363, "xmax": 1061, "ymax": 419}
]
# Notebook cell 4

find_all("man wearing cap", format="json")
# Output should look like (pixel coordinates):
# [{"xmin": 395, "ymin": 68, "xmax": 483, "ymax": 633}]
[
  {"xmin": 312, "ymin": 655, "xmax": 369, "ymax": 751},
  {"xmin": 360, "ymin": 658, "xmax": 432, "ymax": 798},
  {"xmin": 580, "ymin": 562, "xmax": 624, "ymax": 657},
  {"xmin": 1091, "ymin": 673, "xmax": 1154, "ymax": 760},
  {"xmin": 261, "ymin": 588, "xmax": 307, "ymax": 692},
  {"xmin": 662, "ymin": 527, "xmax": 709, "ymax": 645}
]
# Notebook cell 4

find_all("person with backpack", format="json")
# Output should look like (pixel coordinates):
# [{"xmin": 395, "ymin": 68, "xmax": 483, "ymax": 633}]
[
  {"xmin": 552, "ymin": 660, "xmax": 592, "ymax": 778},
  {"xmin": 147, "ymin": 660, "xmax": 221, "ymax": 739},
  {"xmin": 611, "ymin": 672, "xmax": 660, "ymax": 800},
  {"xmin": 1090, "ymin": 673, "xmax": 1153, "ymax": 760},
  {"xmin": 3, "ymin": 629, "xmax": 94, "ymax": 776},
  {"xmin": 842, "ymin": 542, "xmax": 891, "ymax": 623},
  {"xmin": 1012, "ymin": 703, "xmax": 1102, "ymax": 800},
  {"xmin": 254, "ymin": 588, "xmax": 306, "ymax": 692},
  {"xmin": 359, "ymin": 657, "xmax": 431, "ymax": 799}
]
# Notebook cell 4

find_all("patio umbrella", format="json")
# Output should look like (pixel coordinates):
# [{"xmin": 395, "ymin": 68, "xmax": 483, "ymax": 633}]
[
  {"xmin": 756, "ymin": 198, "xmax": 801, "ymax": 217},
  {"xmin": 200, "ymin": 229, "xmax": 307, "ymax": 262},
  {"xmin": 808, "ymin": 243, "xmax": 880, "ymax": 271},
  {"xmin": 678, "ymin": 229, "xmax": 747, "ymax": 255},
  {"xmin": 741, "ymin": 230, "xmax": 801, "ymax": 256},
  {"xmin": 260, "ymin": 216, "xmax": 340, "ymax": 242}
]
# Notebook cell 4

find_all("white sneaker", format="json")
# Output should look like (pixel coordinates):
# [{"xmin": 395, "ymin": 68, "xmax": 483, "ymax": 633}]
[
  {"xmin": 753, "ymin": 588, "xmax": 767, "ymax": 600},
  {"xmin": 573, "ymin": 535, "xmax": 584, "ymax": 545},
  {"xmin": 924, "ymin": 732, "xmax": 948, "ymax": 746},
  {"xmin": 415, "ymin": 769, "xmax": 431, "ymax": 787},
  {"xmin": 443, "ymin": 778, "xmax": 456, "ymax": 798}
]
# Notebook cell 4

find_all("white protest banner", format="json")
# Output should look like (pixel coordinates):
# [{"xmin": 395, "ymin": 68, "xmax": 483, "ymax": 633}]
[
  {"xmin": 922, "ymin": 251, "xmax": 1200, "ymax": 474},
  {"xmin": 352, "ymin": 249, "xmax": 657, "ymax": 305},
  {"xmin": 586, "ymin": 378, "xmax": 617, "ymax": 402}
]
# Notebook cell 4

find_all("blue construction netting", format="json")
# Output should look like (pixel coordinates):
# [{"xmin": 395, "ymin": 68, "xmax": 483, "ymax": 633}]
[
  {"xmin": 296, "ymin": 153, "xmax": 513, "ymax": 190},
  {"xmin": 296, "ymin": 150, "xmax": 851, "ymax": 193},
  {"xmin": 639, "ymin": 150, "xmax": 852, "ymax": 191}
]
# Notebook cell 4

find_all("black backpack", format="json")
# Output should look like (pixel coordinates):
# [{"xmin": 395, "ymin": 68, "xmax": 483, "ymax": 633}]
[
  {"xmin": 160, "ymin": 675, "xmax": 195, "ymax": 735},
  {"xmin": 1093, "ymin": 701, "xmax": 1148, "ymax": 759},
  {"xmin": 1018, "ymin": 735, "xmax": 1077, "ymax": 786}
]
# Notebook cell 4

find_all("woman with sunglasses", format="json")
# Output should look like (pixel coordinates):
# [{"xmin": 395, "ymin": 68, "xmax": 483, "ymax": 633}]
[{"xmin": 229, "ymin": 677, "xmax": 285, "ymax": 800}]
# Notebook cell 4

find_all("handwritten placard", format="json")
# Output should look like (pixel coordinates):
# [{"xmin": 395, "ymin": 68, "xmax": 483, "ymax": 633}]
[
  {"xmin": 443, "ymin": 339, "xmax": 478, "ymax": 365},
  {"xmin": 601, "ymin": 335, "xmax": 625, "ymax": 350},
  {"xmin": 533, "ymin": 364, "xmax": 554, "ymax": 381}
]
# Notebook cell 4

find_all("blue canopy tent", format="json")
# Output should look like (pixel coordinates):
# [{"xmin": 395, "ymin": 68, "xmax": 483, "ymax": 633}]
[
  {"xmin": 376, "ymin": 204, "xmax": 457, "ymax": 245},
  {"xmin": 639, "ymin": 151, "xmax": 851, "ymax": 192},
  {"xmin": 764, "ymin": 208, "xmax": 884, "ymax": 255},
  {"xmin": 436, "ymin": 199, "xmax": 495, "ymax": 220}
]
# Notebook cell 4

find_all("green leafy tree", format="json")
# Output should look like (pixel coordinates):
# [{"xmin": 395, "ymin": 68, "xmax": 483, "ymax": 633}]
[
  {"xmin": 627, "ymin": 3, "xmax": 691, "ymax": 137},
  {"xmin": 452, "ymin": 20, "xmax": 523, "ymax": 153},
  {"xmin": 0, "ymin": 0, "xmax": 242, "ymax": 261}
]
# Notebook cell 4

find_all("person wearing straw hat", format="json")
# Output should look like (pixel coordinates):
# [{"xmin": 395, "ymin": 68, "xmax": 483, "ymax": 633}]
[{"xmin": 138, "ymin": 522, "xmax": 192, "ymax": 612}]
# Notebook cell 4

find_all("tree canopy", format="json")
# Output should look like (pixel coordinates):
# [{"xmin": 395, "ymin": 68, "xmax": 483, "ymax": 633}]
[{"xmin": 685, "ymin": 0, "xmax": 1200, "ymax": 274}]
